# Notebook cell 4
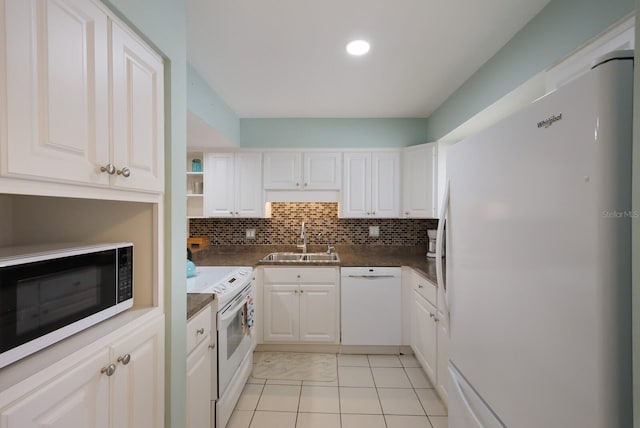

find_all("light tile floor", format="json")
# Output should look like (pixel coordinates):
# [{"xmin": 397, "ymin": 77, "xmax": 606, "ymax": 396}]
[{"xmin": 227, "ymin": 353, "xmax": 448, "ymax": 428}]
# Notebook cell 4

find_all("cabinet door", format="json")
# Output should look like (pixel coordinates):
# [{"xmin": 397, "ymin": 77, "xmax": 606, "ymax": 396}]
[
  {"xmin": 0, "ymin": 349, "xmax": 110, "ymax": 428},
  {"xmin": 204, "ymin": 153, "xmax": 235, "ymax": 217},
  {"xmin": 2, "ymin": 0, "xmax": 110, "ymax": 185},
  {"xmin": 299, "ymin": 283, "xmax": 339, "ymax": 343},
  {"xmin": 186, "ymin": 337, "xmax": 212, "ymax": 428},
  {"xmin": 413, "ymin": 291, "xmax": 437, "ymax": 383},
  {"xmin": 235, "ymin": 152, "xmax": 264, "ymax": 217},
  {"xmin": 371, "ymin": 152, "xmax": 401, "ymax": 218},
  {"xmin": 263, "ymin": 284, "xmax": 299, "ymax": 342},
  {"xmin": 436, "ymin": 312, "xmax": 449, "ymax": 406},
  {"xmin": 341, "ymin": 152, "xmax": 371, "ymax": 217},
  {"xmin": 403, "ymin": 144, "xmax": 437, "ymax": 218},
  {"xmin": 263, "ymin": 152, "xmax": 302, "ymax": 189},
  {"xmin": 110, "ymin": 315, "xmax": 165, "ymax": 428},
  {"xmin": 303, "ymin": 152, "xmax": 341, "ymax": 190},
  {"xmin": 111, "ymin": 20, "xmax": 164, "ymax": 192}
]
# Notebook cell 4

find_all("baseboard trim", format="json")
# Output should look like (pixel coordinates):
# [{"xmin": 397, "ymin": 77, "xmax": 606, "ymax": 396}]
[{"xmin": 255, "ymin": 343, "xmax": 416, "ymax": 355}]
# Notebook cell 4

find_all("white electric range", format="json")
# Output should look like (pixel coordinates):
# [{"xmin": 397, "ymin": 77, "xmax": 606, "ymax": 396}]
[{"xmin": 187, "ymin": 265, "xmax": 255, "ymax": 428}]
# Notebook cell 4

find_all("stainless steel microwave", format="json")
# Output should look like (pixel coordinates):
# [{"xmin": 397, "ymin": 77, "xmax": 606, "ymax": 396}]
[{"xmin": 0, "ymin": 242, "xmax": 133, "ymax": 368}]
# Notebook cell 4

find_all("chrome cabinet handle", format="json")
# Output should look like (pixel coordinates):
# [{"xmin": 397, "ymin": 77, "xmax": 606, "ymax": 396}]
[
  {"xmin": 294, "ymin": 290, "xmax": 298, "ymax": 293},
  {"xmin": 117, "ymin": 167, "xmax": 131, "ymax": 177},
  {"xmin": 196, "ymin": 328, "xmax": 205, "ymax": 335},
  {"xmin": 300, "ymin": 290, "xmax": 304, "ymax": 293},
  {"xmin": 208, "ymin": 344, "xmax": 216, "ymax": 350},
  {"xmin": 304, "ymin": 183, "xmax": 308, "ymax": 187},
  {"xmin": 117, "ymin": 354, "xmax": 131, "ymax": 365},
  {"xmin": 296, "ymin": 182, "xmax": 300, "ymax": 187},
  {"xmin": 418, "ymin": 284, "xmax": 424, "ymax": 289},
  {"xmin": 100, "ymin": 164, "xmax": 116, "ymax": 175},
  {"xmin": 101, "ymin": 364, "xmax": 117, "ymax": 376},
  {"xmin": 429, "ymin": 313, "xmax": 435, "ymax": 318},
  {"xmin": 405, "ymin": 212, "xmax": 410, "ymax": 216}
]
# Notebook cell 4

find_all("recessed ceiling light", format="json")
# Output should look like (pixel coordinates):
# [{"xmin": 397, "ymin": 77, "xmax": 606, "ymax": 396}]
[{"xmin": 346, "ymin": 40, "xmax": 370, "ymax": 56}]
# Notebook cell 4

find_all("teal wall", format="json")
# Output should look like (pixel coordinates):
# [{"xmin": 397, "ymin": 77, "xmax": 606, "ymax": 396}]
[
  {"xmin": 426, "ymin": 0, "xmax": 635, "ymax": 141},
  {"xmin": 240, "ymin": 118, "xmax": 429, "ymax": 148},
  {"xmin": 100, "ymin": 1, "xmax": 187, "ymax": 427},
  {"xmin": 187, "ymin": 64, "xmax": 240, "ymax": 146}
]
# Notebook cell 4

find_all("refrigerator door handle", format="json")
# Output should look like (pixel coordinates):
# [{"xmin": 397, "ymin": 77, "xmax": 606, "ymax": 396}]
[{"xmin": 436, "ymin": 179, "xmax": 449, "ymax": 323}]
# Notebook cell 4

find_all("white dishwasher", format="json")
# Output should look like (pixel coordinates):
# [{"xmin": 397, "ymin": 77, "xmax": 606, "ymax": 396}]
[{"xmin": 341, "ymin": 267, "xmax": 402, "ymax": 346}]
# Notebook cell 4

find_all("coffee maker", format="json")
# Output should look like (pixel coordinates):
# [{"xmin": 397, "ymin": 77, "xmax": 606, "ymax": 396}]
[{"xmin": 427, "ymin": 229, "xmax": 437, "ymax": 258}]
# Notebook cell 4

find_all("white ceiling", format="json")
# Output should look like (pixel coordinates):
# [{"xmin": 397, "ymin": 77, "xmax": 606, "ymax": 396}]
[{"xmin": 186, "ymin": 0, "xmax": 551, "ymax": 118}]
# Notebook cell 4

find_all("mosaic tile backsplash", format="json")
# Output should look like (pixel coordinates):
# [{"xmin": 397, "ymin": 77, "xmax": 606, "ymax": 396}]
[{"xmin": 189, "ymin": 202, "xmax": 438, "ymax": 246}]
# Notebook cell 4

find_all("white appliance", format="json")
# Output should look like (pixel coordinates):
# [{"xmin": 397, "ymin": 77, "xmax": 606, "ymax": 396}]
[
  {"xmin": 340, "ymin": 267, "xmax": 401, "ymax": 346},
  {"xmin": 0, "ymin": 242, "xmax": 133, "ymax": 368},
  {"xmin": 438, "ymin": 51, "xmax": 633, "ymax": 427},
  {"xmin": 187, "ymin": 266, "xmax": 255, "ymax": 428},
  {"xmin": 426, "ymin": 229, "xmax": 437, "ymax": 258}
]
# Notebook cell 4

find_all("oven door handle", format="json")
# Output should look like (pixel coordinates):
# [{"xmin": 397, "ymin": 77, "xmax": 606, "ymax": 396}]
[{"xmin": 219, "ymin": 294, "xmax": 249, "ymax": 323}]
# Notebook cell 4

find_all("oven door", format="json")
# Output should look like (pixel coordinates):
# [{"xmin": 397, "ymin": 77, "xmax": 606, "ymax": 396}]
[{"xmin": 217, "ymin": 283, "xmax": 254, "ymax": 396}]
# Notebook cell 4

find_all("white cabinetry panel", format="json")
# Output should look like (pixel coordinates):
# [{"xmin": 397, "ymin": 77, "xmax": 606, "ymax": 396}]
[
  {"xmin": 1, "ymin": 0, "xmax": 164, "ymax": 194},
  {"xmin": 403, "ymin": 143, "xmax": 438, "ymax": 218},
  {"xmin": 204, "ymin": 152, "xmax": 263, "ymax": 217},
  {"xmin": 263, "ymin": 152, "xmax": 302, "ymax": 189},
  {"xmin": 0, "ymin": 349, "xmax": 110, "ymax": 428},
  {"xmin": 264, "ymin": 151, "xmax": 341, "ymax": 190},
  {"xmin": 0, "ymin": 314, "xmax": 164, "ymax": 428},
  {"xmin": 2, "ymin": 0, "xmax": 110, "ymax": 186},
  {"xmin": 342, "ymin": 151, "xmax": 400, "ymax": 218},
  {"xmin": 111, "ymin": 20, "xmax": 164, "ymax": 192},
  {"xmin": 262, "ymin": 268, "xmax": 339, "ymax": 344}
]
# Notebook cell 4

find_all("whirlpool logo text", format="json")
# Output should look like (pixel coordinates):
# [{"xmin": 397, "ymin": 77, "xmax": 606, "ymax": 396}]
[{"xmin": 537, "ymin": 113, "xmax": 563, "ymax": 129}]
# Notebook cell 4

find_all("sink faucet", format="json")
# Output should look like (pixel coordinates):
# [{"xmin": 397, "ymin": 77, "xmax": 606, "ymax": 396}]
[
  {"xmin": 318, "ymin": 231, "xmax": 335, "ymax": 254},
  {"xmin": 297, "ymin": 222, "xmax": 307, "ymax": 253}
]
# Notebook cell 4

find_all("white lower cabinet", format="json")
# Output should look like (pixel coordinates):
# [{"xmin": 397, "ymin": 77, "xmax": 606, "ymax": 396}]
[
  {"xmin": 262, "ymin": 268, "xmax": 339, "ymax": 344},
  {"xmin": 187, "ymin": 339, "xmax": 211, "ymax": 428},
  {"xmin": 0, "ymin": 314, "xmax": 164, "ymax": 428},
  {"xmin": 408, "ymin": 269, "xmax": 448, "ymax": 406},
  {"xmin": 185, "ymin": 303, "xmax": 216, "ymax": 428},
  {"xmin": 436, "ymin": 308, "xmax": 449, "ymax": 406},
  {"xmin": 412, "ymin": 290, "xmax": 438, "ymax": 383}
]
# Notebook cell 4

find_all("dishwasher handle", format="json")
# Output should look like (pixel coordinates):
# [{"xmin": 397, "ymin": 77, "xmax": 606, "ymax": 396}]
[{"xmin": 347, "ymin": 275, "xmax": 397, "ymax": 279}]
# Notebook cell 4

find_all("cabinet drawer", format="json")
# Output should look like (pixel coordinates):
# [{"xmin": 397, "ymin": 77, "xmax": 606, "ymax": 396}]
[
  {"xmin": 263, "ymin": 267, "xmax": 338, "ymax": 283},
  {"xmin": 186, "ymin": 306, "xmax": 212, "ymax": 355},
  {"xmin": 413, "ymin": 272, "xmax": 437, "ymax": 306}
]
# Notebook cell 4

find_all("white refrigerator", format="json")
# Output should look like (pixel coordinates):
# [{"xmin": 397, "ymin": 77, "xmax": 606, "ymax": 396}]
[{"xmin": 437, "ymin": 51, "xmax": 633, "ymax": 427}]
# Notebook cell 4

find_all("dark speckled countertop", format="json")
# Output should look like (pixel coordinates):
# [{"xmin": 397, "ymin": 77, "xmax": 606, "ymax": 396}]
[{"xmin": 187, "ymin": 245, "xmax": 441, "ymax": 320}]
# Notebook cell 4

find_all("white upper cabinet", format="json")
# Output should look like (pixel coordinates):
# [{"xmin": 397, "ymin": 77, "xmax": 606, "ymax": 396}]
[
  {"xmin": 0, "ymin": 0, "xmax": 164, "ymax": 194},
  {"xmin": 263, "ymin": 151, "xmax": 341, "ymax": 190},
  {"xmin": 303, "ymin": 152, "xmax": 342, "ymax": 189},
  {"xmin": 403, "ymin": 143, "xmax": 438, "ymax": 218},
  {"xmin": 263, "ymin": 152, "xmax": 302, "ymax": 189},
  {"xmin": 342, "ymin": 151, "xmax": 400, "ymax": 218},
  {"xmin": 204, "ymin": 152, "xmax": 263, "ymax": 217},
  {"xmin": 111, "ymin": 20, "xmax": 164, "ymax": 192},
  {"xmin": 2, "ymin": 0, "xmax": 110, "ymax": 186}
]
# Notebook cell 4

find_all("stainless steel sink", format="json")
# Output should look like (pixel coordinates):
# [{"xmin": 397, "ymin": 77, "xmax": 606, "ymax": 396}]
[{"xmin": 260, "ymin": 252, "xmax": 340, "ymax": 263}]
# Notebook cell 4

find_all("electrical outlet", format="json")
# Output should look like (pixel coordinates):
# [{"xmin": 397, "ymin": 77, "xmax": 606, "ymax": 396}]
[
  {"xmin": 246, "ymin": 229, "xmax": 256, "ymax": 239},
  {"xmin": 369, "ymin": 226, "xmax": 379, "ymax": 237}
]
